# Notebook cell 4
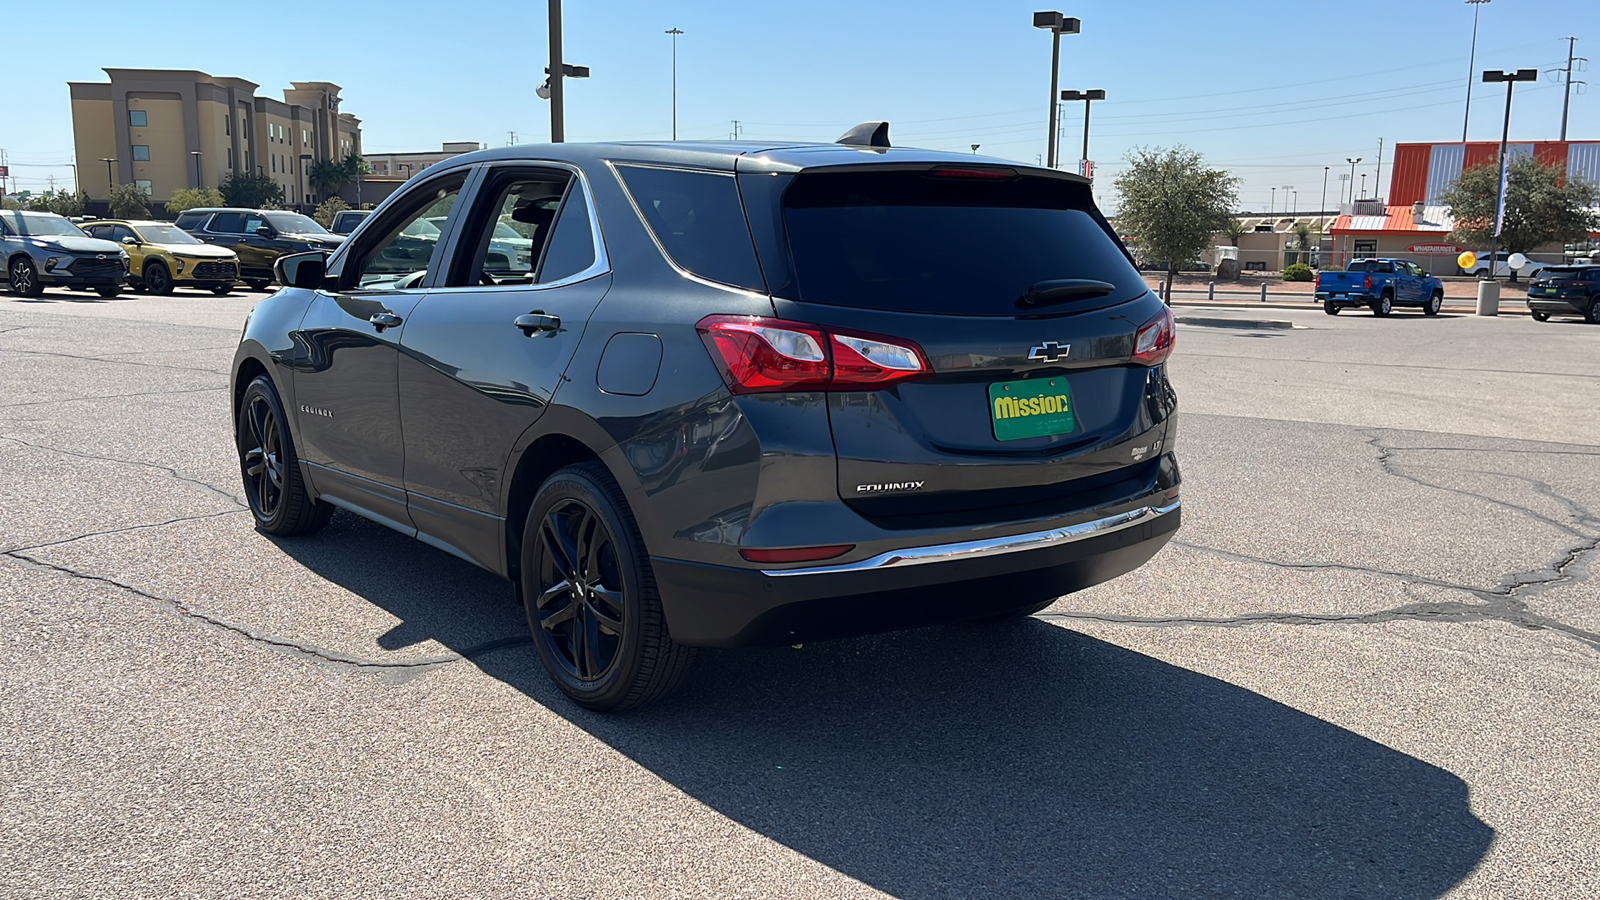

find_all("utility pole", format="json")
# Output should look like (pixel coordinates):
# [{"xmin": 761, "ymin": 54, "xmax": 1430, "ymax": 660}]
[
  {"xmin": 730, "ymin": 120, "xmax": 742, "ymax": 141},
  {"xmin": 666, "ymin": 28, "xmax": 684, "ymax": 140},
  {"xmin": 548, "ymin": 0, "xmax": 565, "ymax": 142},
  {"xmin": 1551, "ymin": 37, "xmax": 1587, "ymax": 141},
  {"xmin": 508, "ymin": 131, "xmax": 518, "ymax": 145},
  {"xmin": 1374, "ymin": 138, "xmax": 1384, "ymax": 204},
  {"xmin": 1320, "ymin": 166, "xmax": 1329, "ymax": 221}
]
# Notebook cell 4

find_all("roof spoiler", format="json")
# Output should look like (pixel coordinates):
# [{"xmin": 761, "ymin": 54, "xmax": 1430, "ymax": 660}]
[{"xmin": 836, "ymin": 121, "xmax": 890, "ymax": 148}]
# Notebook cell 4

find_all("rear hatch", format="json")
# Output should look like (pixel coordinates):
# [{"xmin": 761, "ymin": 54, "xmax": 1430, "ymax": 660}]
[
  {"xmin": 1317, "ymin": 270, "xmax": 1368, "ymax": 293},
  {"xmin": 738, "ymin": 162, "xmax": 1174, "ymax": 527}
]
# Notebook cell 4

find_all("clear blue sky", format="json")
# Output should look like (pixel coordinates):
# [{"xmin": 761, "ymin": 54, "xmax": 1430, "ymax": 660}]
[{"xmin": 2, "ymin": 0, "xmax": 1590, "ymax": 213}]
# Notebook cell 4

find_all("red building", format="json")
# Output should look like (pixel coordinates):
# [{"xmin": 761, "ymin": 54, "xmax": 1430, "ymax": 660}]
[{"xmin": 1387, "ymin": 141, "xmax": 1600, "ymax": 206}]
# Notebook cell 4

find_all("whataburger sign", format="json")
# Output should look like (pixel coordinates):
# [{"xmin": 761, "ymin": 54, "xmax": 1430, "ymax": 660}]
[{"xmin": 1407, "ymin": 243, "xmax": 1463, "ymax": 254}]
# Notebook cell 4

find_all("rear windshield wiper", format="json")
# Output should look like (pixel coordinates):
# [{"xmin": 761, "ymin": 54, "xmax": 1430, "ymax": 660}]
[{"xmin": 1017, "ymin": 279, "xmax": 1118, "ymax": 309}]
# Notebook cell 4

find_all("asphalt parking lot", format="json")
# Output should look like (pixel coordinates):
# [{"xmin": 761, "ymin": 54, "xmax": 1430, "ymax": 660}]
[{"xmin": 2, "ymin": 289, "xmax": 1597, "ymax": 898}]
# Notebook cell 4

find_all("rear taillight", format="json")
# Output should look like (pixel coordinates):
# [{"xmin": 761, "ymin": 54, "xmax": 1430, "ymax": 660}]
[
  {"xmin": 1132, "ymin": 307, "xmax": 1175, "ymax": 366},
  {"xmin": 1364, "ymin": 274, "xmax": 1373, "ymax": 290},
  {"xmin": 697, "ymin": 315, "xmax": 932, "ymax": 394}
]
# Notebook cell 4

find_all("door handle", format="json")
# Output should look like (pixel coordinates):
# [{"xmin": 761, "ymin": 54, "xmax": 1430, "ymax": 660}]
[
  {"xmin": 369, "ymin": 311, "xmax": 403, "ymax": 332},
  {"xmin": 514, "ymin": 312, "xmax": 560, "ymax": 336}
]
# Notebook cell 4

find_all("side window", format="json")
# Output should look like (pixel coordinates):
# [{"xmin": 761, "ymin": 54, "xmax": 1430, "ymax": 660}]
[
  {"xmin": 452, "ymin": 171, "xmax": 571, "ymax": 287},
  {"xmin": 242, "ymin": 213, "xmax": 268, "ymax": 235},
  {"xmin": 350, "ymin": 174, "xmax": 466, "ymax": 290},
  {"xmin": 83, "ymin": 224, "xmax": 107, "ymax": 238},
  {"xmin": 537, "ymin": 186, "xmax": 597, "ymax": 284},
  {"xmin": 210, "ymin": 212, "xmax": 245, "ymax": 234},
  {"xmin": 615, "ymin": 165, "xmax": 765, "ymax": 291},
  {"xmin": 112, "ymin": 225, "xmax": 138, "ymax": 244}
]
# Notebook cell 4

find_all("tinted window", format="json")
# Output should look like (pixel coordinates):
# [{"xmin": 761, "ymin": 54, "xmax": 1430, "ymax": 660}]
[
  {"xmin": 1546, "ymin": 267, "xmax": 1594, "ymax": 281},
  {"xmin": 779, "ymin": 170, "xmax": 1141, "ymax": 315},
  {"xmin": 452, "ymin": 171, "xmax": 567, "ymax": 287},
  {"xmin": 174, "ymin": 211, "xmax": 206, "ymax": 230},
  {"xmin": 351, "ymin": 174, "xmax": 465, "ymax": 289},
  {"xmin": 209, "ymin": 213, "xmax": 246, "ymax": 233},
  {"xmin": 617, "ymin": 165, "xmax": 764, "ymax": 291},
  {"xmin": 111, "ymin": 225, "xmax": 138, "ymax": 243},
  {"xmin": 128, "ymin": 109, "xmax": 147, "ymax": 127},
  {"xmin": 538, "ymin": 188, "xmax": 596, "ymax": 283},
  {"xmin": 1347, "ymin": 260, "xmax": 1394, "ymax": 273}
]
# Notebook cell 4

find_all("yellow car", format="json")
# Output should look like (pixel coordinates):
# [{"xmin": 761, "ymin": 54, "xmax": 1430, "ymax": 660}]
[{"xmin": 82, "ymin": 219, "xmax": 240, "ymax": 295}]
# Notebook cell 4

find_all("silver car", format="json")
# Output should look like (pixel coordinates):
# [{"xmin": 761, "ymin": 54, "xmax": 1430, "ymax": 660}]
[{"xmin": 2, "ymin": 211, "xmax": 129, "ymax": 298}]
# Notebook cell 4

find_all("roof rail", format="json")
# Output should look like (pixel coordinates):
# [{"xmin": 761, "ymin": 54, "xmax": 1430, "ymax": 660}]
[{"xmin": 836, "ymin": 121, "xmax": 890, "ymax": 148}]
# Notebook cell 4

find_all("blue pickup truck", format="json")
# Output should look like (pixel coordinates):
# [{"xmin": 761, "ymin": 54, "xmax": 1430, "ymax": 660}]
[{"xmin": 1315, "ymin": 258, "xmax": 1445, "ymax": 317}]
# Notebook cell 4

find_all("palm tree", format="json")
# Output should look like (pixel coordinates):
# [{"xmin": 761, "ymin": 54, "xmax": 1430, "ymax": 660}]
[
  {"xmin": 1222, "ymin": 218, "xmax": 1247, "ymax": 246},
  {"xmin": 1289, "ymin": 221, "xmax": 1319, "ymax": 267},
  {"xmin": 308, "ymin": 159, "xmax": 345, "ymax": 201}
]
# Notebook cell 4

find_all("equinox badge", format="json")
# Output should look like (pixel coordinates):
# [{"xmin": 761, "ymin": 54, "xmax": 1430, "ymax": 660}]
[{"xmin": 1028, "ymin": 342, "xmax": 1071, "ymax": 363}]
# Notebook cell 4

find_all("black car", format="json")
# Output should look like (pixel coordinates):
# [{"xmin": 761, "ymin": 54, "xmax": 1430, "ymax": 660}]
[
  {"xmin": 1526, "ymin": 266, "xmax": 1600, "ymax": 323},
  {"xmin": 175, "ymin": 207, "xmax": 344, "ymax": 291},
  {"xmin": 231, "ymin": 126, "xmax": 1181, "ymax": 710}
]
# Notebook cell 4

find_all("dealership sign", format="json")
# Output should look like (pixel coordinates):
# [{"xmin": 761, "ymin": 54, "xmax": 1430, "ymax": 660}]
[{"xmin": 1407, "ymin": 243, "xmax": 1462, "ymax": 254}]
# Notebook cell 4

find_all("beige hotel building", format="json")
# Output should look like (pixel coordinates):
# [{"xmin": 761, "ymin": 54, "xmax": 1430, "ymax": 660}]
[{"xmin": 69, "ymin": 68, "xmax": 362, "ymax": 210}]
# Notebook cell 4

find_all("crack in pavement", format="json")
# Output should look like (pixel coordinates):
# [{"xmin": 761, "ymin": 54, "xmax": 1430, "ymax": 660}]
[
  {"xmin": 0, "ymin": 433, "xmax": 246, "ymax": 508},
  {"xmin": 1053, "ymin": 434, "xmax": 1600, "ymax": 655},
  {"xmin": 0, "ymin": 508, "xmax": 249, "ymax": 555},
  {"xmin": 0, "ymin": 385, "xmax": 227, "ymax": 410},
  {"xmin": 1, "ymin": 550, "xmax": 531, "ymax": 672},
  {"xmin": 0, "ymin": 346, "xmax": 228, "ymax": 376}
]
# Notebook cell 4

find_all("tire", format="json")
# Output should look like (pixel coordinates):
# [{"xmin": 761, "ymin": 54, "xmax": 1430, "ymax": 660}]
[
  {"xmin": 1371, "ymin": 291, "xmax": 1393, "ymax": 317},
  {"xmin": 94, "ymin": 285, "xmax": 120, "ymax": 298},
  {"xmin": 1587, "ymin": 298, "xmax": 1600, "ymax": 326},
  {"xmin": 1423, "ymin": 290, "xmax": 1442, "ymax": 316},
  {"xmin": 520, "ymin": 462, "xmax": 695, "ymax": 711},
  {"xmin": 245, "ymin": 279, "xmax": 271, "ymax": 292},
  {"xmin": 144, "ymin": 261, "xmax": 174, "ymax": 296},
  {"xmin": 211, "ymin": 283, "xmax": 233, "ymax": 296},
  {"xmin": 1531, "ymin": 311, "xmax": 1550, "ymax": 322},
  {"xmin": 1324, "ymin": 300, "xmax": 1340, "ymax": 316},
  {"xmin": 8, "ymin": 256, "xmax": 43, "ymax": 297},
  {"xmin": 236, "ymin": 374, "xmax": 333, "ymax": 536}
]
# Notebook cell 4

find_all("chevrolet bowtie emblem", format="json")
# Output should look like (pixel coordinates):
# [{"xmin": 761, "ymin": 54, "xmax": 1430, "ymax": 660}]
[{"xmin": 1028, "ymin": 341, "xmax": 1071, "ymax": 363}]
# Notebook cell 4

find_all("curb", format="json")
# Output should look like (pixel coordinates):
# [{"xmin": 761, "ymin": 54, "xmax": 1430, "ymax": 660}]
[
  {"xmin": 1167, "ymin": 299, "xmax": 1528, "ymax": 316},
  {"xmin": 1175, "ymin": 316, "xmax": 1297, "ymax": 330}
]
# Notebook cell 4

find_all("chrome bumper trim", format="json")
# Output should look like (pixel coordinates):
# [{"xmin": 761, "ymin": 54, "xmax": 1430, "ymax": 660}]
[{"xmin": 761, "ymin": 498, "xmax": 1181, "ymax": 577}]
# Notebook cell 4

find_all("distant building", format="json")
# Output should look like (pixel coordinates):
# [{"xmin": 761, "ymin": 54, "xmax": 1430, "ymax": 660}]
[
  {"xmin": 1387, "ymin": 141, "xmax": 1600, "ymax": 206},
  {"xmin": 69, "ymin": 69, "xmax": 362, "ymax": 211},
  {"xmin": 364, "ymin": 142, "xmax": 486, "ymax": 180}
]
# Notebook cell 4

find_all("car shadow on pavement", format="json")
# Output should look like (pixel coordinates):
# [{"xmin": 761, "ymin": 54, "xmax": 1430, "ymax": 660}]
[{"xmin": 285, "ymin": 512, "xmax": 1494, "ymax": 899}]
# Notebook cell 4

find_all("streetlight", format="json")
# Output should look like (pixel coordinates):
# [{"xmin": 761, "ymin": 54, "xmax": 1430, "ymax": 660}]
[
  {"xmin": 1359, "ymin": 173, "xmax": 1367, "ymax": 199},
  {"xmin": 1059, "ymin": 88, "xmax": 1104, "ymax": 177},
  {"xmin": 1482, "ymin": 68, "xmax": 1539, "ymax": 280},
  {"xmin": 99, "ymin": 157, "xmax": 116, "ymax": 197},
  {"xmin": 1338, "ymin": 172, "xmax": 1350, "ymax": 205},
  {"xmin": 1270, "ymin": 186, "xmax": 1276, "ymax": 214},
  {"xmin": 1462, "ymin": 0, "xmax": 1492, "ymax": 141},
  {"xmin": 1033, "ymin": 11, "xmax": 1081, "ymax": 168},
  {"xmin": 1283, "ymin": 187, "xmax": 1296, "ymax": 217},
  {"xmin": 971, "ymin": 144, "xmax": 981, "ymax": 154},
  {"xmin": 1346, "ymin": 157, "xmax": 1362, "ymax": 202},
  {"xmin": 539, "ymin": 0, "xmax": 590, "ymax": 142},
  {"xmin": 666, "ymin": 28, "xmax": 684, "ymax": 140},
  {"xmin": 190, "ymin": 151, "xmax": 202, "ymax": 188},
  {"xmin": 1320, "ymin": 166, "xmax": 1330, "ymax": 221}
]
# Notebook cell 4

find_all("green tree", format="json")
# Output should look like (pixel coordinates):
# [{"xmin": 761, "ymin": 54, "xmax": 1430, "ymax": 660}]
[
  {"xmin": 0, "ymin": 196, "xmax": 22, "ymax": 211},
  {"xmin": 313, "ymin": 196, "xmax": 350, "ymax": 228},
  {"xmin": 1114, "ymin": 145, "xmax": 1240, "ymax": 301},
  {"xmin": 26, "ymin": 194, "xmax": 53, "ymax": 212},
  {"xmin": 1288, "ymin": 221, "xmax": 1319, "ymax": 267},
  {"xmin": 308, "ymin": 159, "xmax": 346, "ymax": 200},
  {"xmin": 166, "ymin": 187, "xmax": 225, "ymax": 214},
  {"xmin": 1442, "ymin": 155, "xmax": 1600, "ymax": 281},
  {"xmin": 108, "ymin": 183, "xmax": 150, "ymax": 218},
  {"xmin": 1222, "ymin": 218, "xmax": 1247, "ymax": 246},
  {"xmin": 220, "ymin": 171, "xmax": 284, "ymax": 209},
  {"xmin": 48, "ymin": 190, "xmax": 88, "ymax": 217}
]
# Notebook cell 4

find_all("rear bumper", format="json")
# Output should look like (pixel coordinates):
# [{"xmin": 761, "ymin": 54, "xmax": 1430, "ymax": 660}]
[
  {"xmin": 1527, "ymin": 298, "xmax": 1589, "ymax": 315},
  {"xmin": 1316, "ymin": 291, "xmax": 1378, "ymax": 306},
  {"xmin": 653, "ymin": 497, "xmax": 1180, "ymax": 648}
]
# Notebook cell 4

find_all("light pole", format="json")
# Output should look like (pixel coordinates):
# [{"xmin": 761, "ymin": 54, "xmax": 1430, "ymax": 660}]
[
  {"xmin": 1033, "ymin": 12, "xmax": 1081, "ymax": 169},
  {"xmin": 1060, "ymin": 89, "xmax": 1104, "ymax": 177},
  {"xmin": 99, "ymin": 157, "xmax": 116, "ymax": 197},
  {"xmin": 1483, "ymin": 68, "xmax": 1539, "ymax": 280},
  {"xmin": 190, "ymin": 150, "xmax": 202, "ymax": 188},
  {"xmin": 971, "ymin": 144, "xmax": 980, "ymax": 154},
  {"xmin": 1270, "ymin": 187, "xmax": 1276, "ymax": 214},
  {"xmin": 1284, "ymin": 187, "xmax": 1296, "ymax": 218},
  {"xmin": 1346, "ymin": 157, "xmax": 1362, "ymax": 201},
  {"xmin": 1462, "ymin": 0, "xmax": 1491, "ymax": 141},
  {"xmin": 1338, "ymin": 172, "xmax": 1350, "ymax": 205},
  {"xmin": 666, "ymin": 28, "xmax": 684, "ymax": 140},
  {"xmin": 539, "ymin": 0, "xmax": 590, "ymax": 142},
  {"xmin": 1359, "ymin": 173, "xmax": 1367, "ymax": 199},
  {"xmin": 1320, "ymin": 166, "xmax": 1329, "ymax": 220}
]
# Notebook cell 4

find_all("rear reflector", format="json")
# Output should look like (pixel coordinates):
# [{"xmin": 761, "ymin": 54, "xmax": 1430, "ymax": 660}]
[
  {"xmin": 739, "ymin": 545, "xmax": 854, "ymax": 564},
  {"xmin": 697, "ymin": 315, "xmax": 931, "ymax": 393},
  {"xmin": 1132, "ymin": 306, "xmax": 1174, "ymax": 366}
]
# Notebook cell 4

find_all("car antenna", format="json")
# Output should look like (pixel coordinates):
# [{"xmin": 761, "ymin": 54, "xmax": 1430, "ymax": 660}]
[{"xmin": 836, "ymin": 121, "xmax": 891, "ymax": 148}]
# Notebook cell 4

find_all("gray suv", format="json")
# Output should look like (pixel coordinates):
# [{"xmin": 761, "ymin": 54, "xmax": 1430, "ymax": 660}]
[
  {"xmin": 2, "ymin": 211, "xmax": 129, "ymax": 298},
  {"xmin": 231, "ymin": 126, "xmax": 1181, "ymax": 710}
]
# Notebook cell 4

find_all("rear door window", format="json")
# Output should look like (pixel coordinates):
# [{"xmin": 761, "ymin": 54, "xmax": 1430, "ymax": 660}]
[
  {"xmin": 615, "ymin": 165, "xmax": 765, "ymax": 291},
  {"xmin": 777, "ymin": 169, "xmax": 1142, "ymax": 315},
  {"xmin": 209, "ymin": 212, "xmax": 245, "ymax": 234}
]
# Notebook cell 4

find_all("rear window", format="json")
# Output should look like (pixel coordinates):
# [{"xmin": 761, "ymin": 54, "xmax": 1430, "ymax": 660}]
[
  {"xmin": 1546, "ymin": 267, "xmax": 1596, "ymax": 280},
  {"xmin": 616, "ymin": 165, "xmax": 766, "ymax": 291},
  {"xmin": 1347, "ymin": 260, "xmax": 1394, "ymax": 273},
  {"xmin": 174, "ymin": 211, "xmax": 206, "ymax": 230},
  {"xmin": 778, "ymin": 170, "xmax": 1142, "ymax": 315}
]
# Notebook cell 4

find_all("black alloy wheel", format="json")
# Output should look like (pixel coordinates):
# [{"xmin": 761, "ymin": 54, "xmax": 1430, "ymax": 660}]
[
  {"xmin": 1423, "ymin": 291, "xmax": 1443, "ymax": 316},
  {"xmin": 236, "ymin": 375, "xmax": 332, "ymax": 535},
  {"xmin": 522, "ymin": 463, "xmax": 694, "ymax": 710},
  {"xmin": 8, "ymin": 257, "xmax": 42, "ymax": 297},
  {"xmin": 145, "ymin": 261, "xmax": 174, "ymax": 295}
]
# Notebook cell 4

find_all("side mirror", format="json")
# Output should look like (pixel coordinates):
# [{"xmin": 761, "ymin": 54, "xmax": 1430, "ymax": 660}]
[
  {"xmin": 121, "ymin": 236, "xmax": 139, "ymax": 246},
  {"xmin": 255, "ymin": 226, "xmax": 275, "ymax": 238},
  {"xmin": 273, "ymin": 251, "xmax": 328, "ymax": 290}
]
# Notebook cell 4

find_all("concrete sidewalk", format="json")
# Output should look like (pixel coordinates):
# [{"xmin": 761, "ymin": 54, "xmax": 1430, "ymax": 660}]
[{"xmin": 1167, "ymin": 295, "xmax": 1528, "ymax": 316}]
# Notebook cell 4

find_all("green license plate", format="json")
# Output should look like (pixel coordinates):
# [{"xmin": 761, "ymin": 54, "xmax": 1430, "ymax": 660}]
[{"xmin": 989, "ymin": 377, "xmax": 1077, "ymax": 441}]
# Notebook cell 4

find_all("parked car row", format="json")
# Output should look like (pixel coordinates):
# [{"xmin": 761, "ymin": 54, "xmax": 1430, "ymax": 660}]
[{"xmin": 4, "ymin": 205, "xmax": 348, "ymax": 298}]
